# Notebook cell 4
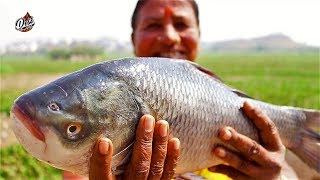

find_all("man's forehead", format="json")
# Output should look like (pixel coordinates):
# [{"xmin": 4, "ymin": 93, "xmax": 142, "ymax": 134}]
[{"xmin": 139, "ymin": 1, "xmax": 194, "ymax": 20}]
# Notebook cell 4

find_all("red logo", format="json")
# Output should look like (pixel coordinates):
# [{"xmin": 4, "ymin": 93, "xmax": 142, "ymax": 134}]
[{"xmin": 15, "ymin": 12, "xmax": 35, "ymax": 32}]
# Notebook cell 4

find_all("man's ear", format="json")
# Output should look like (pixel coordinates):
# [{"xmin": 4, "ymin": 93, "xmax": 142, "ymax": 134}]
[
  {"xmin": 131, "ymin": 32, "xmax": 137, "ymax": 56},
  {"xmin": 131, "ymin": 32, "xmax": 135, "ymax": 46}
]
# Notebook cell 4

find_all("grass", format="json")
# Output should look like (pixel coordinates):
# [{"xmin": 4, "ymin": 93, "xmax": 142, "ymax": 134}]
[
  {"xmin": 0, "ymin": 54, "xmax": 133, "ymax": 75},
  {"xmin": 0, "ymin": 144, "xmax": 61, "ymax": 180},
  {"xmin": 198, "ymin": 52, "xmax": 320, "ymax": 109},
  {"xmin": 1, "ymin": 90, "xmax": 26, "ymax": 116},
  {"xmin": 0, "ymin": 52, "xmax": 319, "ymax": 178}
]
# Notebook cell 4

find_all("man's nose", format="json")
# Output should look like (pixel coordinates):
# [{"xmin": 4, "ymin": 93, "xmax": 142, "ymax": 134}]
[{"xmin": 162, "ymin": 24, "xmax": 181, "ymax": 45}]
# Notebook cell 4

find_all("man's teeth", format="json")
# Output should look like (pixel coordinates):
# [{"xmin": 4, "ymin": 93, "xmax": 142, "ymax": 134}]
[{"xmin": 159, "ymin": 52, "xmax": 184, "ymax": 58}]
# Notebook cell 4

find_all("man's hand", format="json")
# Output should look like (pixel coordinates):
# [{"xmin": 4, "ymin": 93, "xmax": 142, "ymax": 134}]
[
  {"xmin": 123, "ymin": 115, "xmax": 180, "ymax": 180},
  {"xmin": 209, "ymin": 101, "xmax": 289, "ymax": 180},
  {"xmin": 89, "ymin": 115, "xmax": 180, "ymax": 180}
]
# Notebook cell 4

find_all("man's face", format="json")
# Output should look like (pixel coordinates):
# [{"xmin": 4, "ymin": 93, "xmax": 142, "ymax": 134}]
[{"xmin": 132, "ymin": 0, "xmax": 200, "ymax": 61}]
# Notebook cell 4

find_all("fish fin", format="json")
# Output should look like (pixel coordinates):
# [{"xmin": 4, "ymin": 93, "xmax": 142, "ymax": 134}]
[
  {"xmin": 230, "ymin": 89, "xmax": 252, "ymax": 98},
  {"xmin": 187, "ymin": 61, "xmax": 224, "ymax": 82},
  {"xmin": 187, "ymin": 61, "xmax": 252, "ymax": 98},
  {"xmin": 111, "ymin": 141, "xmax": 134, "ymax": 175},
  {"xmin": 290, "ymin": 109, "xmax": 320, "ymax": 172}
]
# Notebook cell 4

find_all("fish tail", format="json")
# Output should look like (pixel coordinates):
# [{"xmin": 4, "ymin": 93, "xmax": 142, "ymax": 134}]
[{"xmin": 290, "ymin": 109, "xmax": 320, "ymax": 172}]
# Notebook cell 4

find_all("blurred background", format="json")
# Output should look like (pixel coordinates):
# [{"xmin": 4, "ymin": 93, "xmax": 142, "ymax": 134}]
[{"xmin": 0, "ymin": 0, "xmax": 319, "ymax": 179}]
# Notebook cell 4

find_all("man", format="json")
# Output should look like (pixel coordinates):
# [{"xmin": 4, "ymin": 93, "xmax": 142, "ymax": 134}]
[{"xmin": 70, "ymin": 0, "xmax": 296, "ymax": 179}]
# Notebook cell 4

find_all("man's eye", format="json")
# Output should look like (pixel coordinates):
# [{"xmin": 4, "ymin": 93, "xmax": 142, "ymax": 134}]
[
  {"xmin": 145, "ymin": 23, "xmax": 162, "ymax": 30},
  {"xmin": 175, "ymin": 22, "xmax": 188, "ymax": 30}
]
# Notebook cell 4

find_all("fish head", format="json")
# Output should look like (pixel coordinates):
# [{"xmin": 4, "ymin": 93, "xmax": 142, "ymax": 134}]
[
  {"xmin": 10, "ymin": 82, "xmax": 99, "ymax": 175},
  {"xmin": 11, "ymin": 76, "xmax": 144, "ymax": 175}
]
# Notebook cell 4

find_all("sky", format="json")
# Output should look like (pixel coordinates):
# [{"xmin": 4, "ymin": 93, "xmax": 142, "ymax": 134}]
[{"xmin": 1, "ymin": 0, "xmax": 320, "ymax": 47}]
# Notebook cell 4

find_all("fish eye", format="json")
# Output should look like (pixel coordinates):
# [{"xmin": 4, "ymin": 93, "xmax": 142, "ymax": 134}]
[
  {"xmin": 67, "ymin": 122, "xmax": 82, "ymax": 137},
  {"xmin": 48, "ymin": 102, "xmax": 60, "ymax": 111}
]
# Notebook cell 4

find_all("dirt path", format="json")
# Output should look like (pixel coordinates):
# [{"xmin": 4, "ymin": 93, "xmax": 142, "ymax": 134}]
[
  {"xmin": 0, "ymin": 113, "xmax": 17, "ymax": 147},
  {"xmin": 1, "ymin": 73, "xmax": 64, "ymax": 91}
]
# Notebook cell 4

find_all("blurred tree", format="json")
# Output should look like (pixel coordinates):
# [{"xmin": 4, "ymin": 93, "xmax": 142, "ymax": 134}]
[
  {"xmin": 48, "ymin": 48, "xmax": 71, "ymax": 60},
  {"xmin": 48, "ymin": 46, "xmax": 105, "ymax": 60}
]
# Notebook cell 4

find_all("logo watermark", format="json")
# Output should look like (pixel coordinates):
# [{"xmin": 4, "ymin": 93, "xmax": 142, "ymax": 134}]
[{"xmin": 15, "ymin": 12, "xmax": 35, "ymax": 32}]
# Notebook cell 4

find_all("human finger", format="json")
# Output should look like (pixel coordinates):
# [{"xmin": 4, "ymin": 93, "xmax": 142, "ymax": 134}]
[
  {"xmin": 161, "ymin": 138, "xmax": 180, "ymax": 180},
  {"xmin": 218, "ymin": 127, "xmax": 270, "ymax": 164},
  {"xmin": 148, "ymin": 120, "xmax": 169, "ymax": 179},
  {"xmin": 242, "ymin": 101, "xmax": 283, "ymax": 151},
  {"xmin": 89, "ymin": 138, "xmax": 113, "ymax": 180},
  {"xmin": 208, "ymin": 165, "xmax": 250, "ymax": 180},
  {"xmin": 124, "ymin": 114, "xmax": 155, "ymax": 179},
  {"xmin": 213, "ymin": 146, "xmax": 259, "ymax": 177}
]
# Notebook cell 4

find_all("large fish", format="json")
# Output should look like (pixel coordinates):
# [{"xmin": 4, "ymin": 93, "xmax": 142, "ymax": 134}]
[{"xmin": 11, "ymin": 57, "xmax": 320, "ymax": 175}]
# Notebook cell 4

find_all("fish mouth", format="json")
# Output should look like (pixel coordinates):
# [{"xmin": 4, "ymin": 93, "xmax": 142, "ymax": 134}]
[{"xmin": 11, "ymin": 103, "xmax": 45, "ymax": 142}]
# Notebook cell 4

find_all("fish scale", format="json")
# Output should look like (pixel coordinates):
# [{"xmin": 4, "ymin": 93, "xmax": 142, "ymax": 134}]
[
  {"xmin": 115, "ymin": 58, "xmax": 317, "ymax": 172},
  {"xmin": 124, "ymin": 59, "xmax": 258, "ymax": 172}
]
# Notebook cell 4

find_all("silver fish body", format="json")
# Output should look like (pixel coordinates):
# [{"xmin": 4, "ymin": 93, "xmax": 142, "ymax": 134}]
[{"xmin": 10, "ymin": 57, "xmax": 320, "ymax": 175}]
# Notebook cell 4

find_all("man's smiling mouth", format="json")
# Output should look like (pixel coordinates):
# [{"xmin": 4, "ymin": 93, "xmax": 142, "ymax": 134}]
[{"xmin": 155, "ymin": 51, "xmax": 186, "ymax": 59}]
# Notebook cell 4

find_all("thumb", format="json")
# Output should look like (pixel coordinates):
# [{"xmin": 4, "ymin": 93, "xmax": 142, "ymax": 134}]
[{"xmin": 89, "ymin": 138, "xmax": 113, "ymax": 180}]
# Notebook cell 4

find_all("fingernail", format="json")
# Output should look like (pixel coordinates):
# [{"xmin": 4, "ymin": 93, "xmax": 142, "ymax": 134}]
[
  {"xmin": 159, "ymin": 122, "xmax": 168, "ymax": 137},
  {"xmin": 245, "ymin": 101, "xmax": 254, "ymax": 109},
  {"xmin": 172, "ymin": 139, "xmax": 180, "ymax": 150},
  {"xmin": 215, "ymin": 148, "xmax": 226, "ymax": 158},
  {"xmin": 222, "ymin": 128, "xmax": 232, "ymax": 140},
  {"xmin": 144, "ymin": 116, "xmax": 154, "ymax": 132},
  {"xmin": 99, "ymin": 139, "xmax": 109, "ymax": 155}
]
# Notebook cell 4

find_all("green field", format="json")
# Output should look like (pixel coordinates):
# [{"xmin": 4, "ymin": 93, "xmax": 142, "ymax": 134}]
[{"xmin": 0, "ymin": 52, "xmax": 319, "ymax": 179}]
